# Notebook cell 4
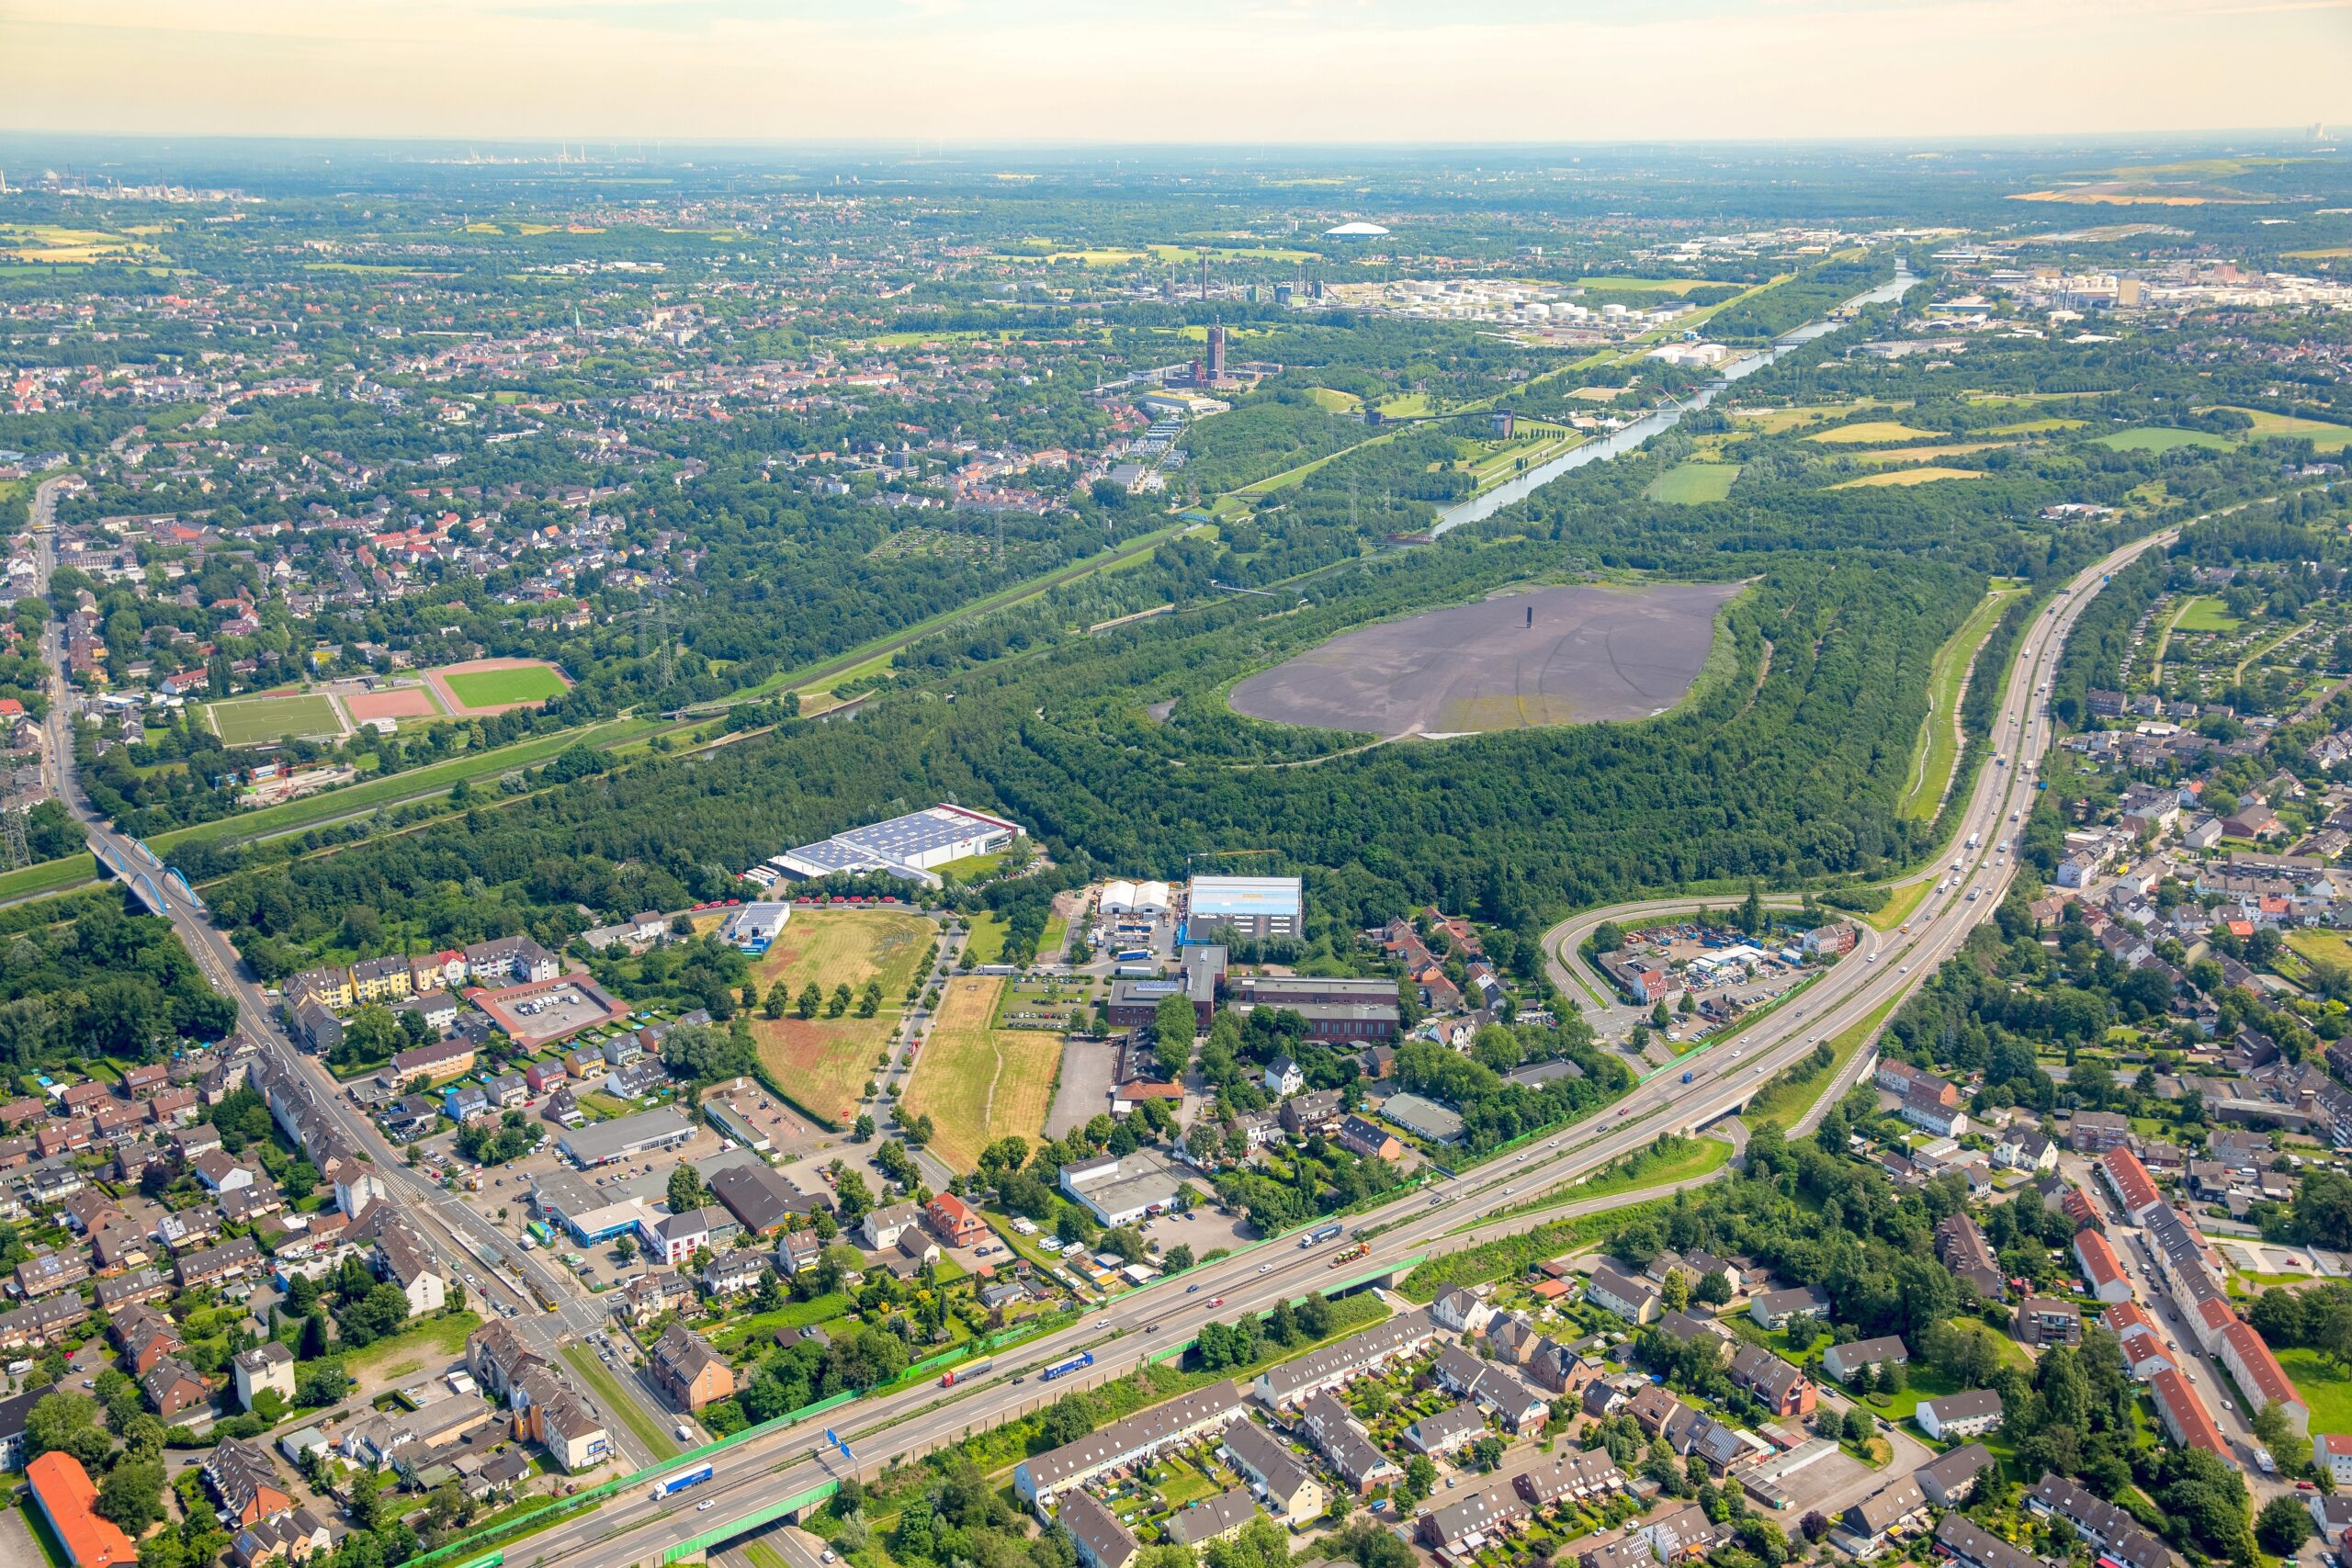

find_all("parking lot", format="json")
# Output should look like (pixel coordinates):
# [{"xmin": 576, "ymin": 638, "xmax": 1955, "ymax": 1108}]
[{"xmin": 1613, "ymin": 923, "xmax": 1823, "ymax": 1043}]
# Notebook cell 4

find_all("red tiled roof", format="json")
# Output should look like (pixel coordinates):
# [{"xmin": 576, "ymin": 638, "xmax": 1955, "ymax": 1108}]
[
  {"xmin": 2222, "ymin": 1320, "xmax": 2303, "ymax": 1410},
  {"xmin": 28, "ymin": 1451, "xmax": 136, "ymax": 1568},
  {"xmin": 2075, "ymin": 1230, "xmax": 2127, "ymax": 1289},
  {"xmin": 2150, "ymin": 1367, "xmax": 2227, "ymax": 1455},
  {"xmin": 2097, "ymin": 1148, "xmax": 2160, "ymax": 1215}
]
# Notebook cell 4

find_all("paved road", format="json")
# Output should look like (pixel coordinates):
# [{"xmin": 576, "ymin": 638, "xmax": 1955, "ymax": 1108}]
[
  {"xmin": 484, "ymin": 526, "xmax": 2178, "ymax": 1568},
  {"xmin": 2070, "ymin": 1153, "xmax": 2294, "ymax": 1509},
  {"xmin": 22, "ymin": 531, "xmax": 684, "ymax": 1467}
]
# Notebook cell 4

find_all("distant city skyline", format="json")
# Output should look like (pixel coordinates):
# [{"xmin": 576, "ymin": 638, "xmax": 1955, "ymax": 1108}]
[{"xmin": 4, "ymin": 0, "xmax": 2348, "ymax": 144}]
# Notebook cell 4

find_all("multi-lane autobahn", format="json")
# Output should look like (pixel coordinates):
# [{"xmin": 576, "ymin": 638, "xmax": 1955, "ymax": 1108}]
[{"xmin": 493, "ymin": 524, "xmax": 2179, "ymax": 1568}]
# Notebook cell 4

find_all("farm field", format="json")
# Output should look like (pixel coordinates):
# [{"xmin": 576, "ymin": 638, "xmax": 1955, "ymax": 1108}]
[
  {"xmin": 1829, "ymin": 467, "xmax": 1983, "ymax": 489},
  {"xmin": 205, "ymin": 692, "xmax": 344, "ymax": 745},
  {"xmin": 2214, "ymin": 407, "xmax": 2352, "ymax": 450},
  {"xmin": 1850, "ymin": 442, "xmax": 2010, "ymax": 465},
  {"xmin": 2093, "ymin": 427, "xmax": 2235, "ymax": 453},
  {"xmin": 1802, "ymin": 421, "xmax": 1936, "ymax": 445},
  {"xmin": 1645, "ymin": 462, "xmax": 1739, "ymax": 504},
  {"xmin": 748, "ymin": 908, "xmax": 933, "ymax": 1125},
  {"xmin": 1731, "ymin": 402, "xmax": 1878, "ymax": 435},
  {"xmin": 899, "ymin": 976, "xmax": 1063, "ymax": 1172},
  {"xmin": 1575, "ymin": 276, "xmax": 1746, "ymax": 294},
  {"xmin": 437, "ymin": 660, "xmax": 569, "ymax": 710},
  {"xmin": 1984, "ymin": 417, "xmax": 2086, "ymax": 434},
  {"xmin": 1228, "ymin": 581, "xmax": 1740, "ymax": 737}
]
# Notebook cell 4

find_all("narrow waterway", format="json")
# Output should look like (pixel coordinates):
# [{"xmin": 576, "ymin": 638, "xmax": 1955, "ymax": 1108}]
[{"xmin": 1430, "ymin": 263, "xmax": 1918, "ymax": 536}]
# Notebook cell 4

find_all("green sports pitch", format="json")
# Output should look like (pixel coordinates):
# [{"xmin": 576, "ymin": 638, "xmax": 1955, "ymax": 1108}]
[
  {"xmin": 205, "ymin": 693, "xmax": 344, "ymax": 745},
  {"xmin": 444, "ymin": 666, "xmax": 567, "ymax": 707}
]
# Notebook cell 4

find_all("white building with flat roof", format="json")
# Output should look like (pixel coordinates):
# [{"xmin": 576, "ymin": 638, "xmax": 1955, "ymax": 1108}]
[
  {"xmin": 721, "ymin": 902, "xmax": 790, "ymax": 951},
  {"xmin": 774, "ymin": 805, "xmax": 1023, "ymax": 887},
  {"xmin": 1186, "ymin": 875, "xmax": 1302, "ymax": 942}
]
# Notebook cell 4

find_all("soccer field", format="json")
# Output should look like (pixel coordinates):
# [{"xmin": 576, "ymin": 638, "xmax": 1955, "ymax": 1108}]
[
  {"xmin": 444, "ymin": 665, "xmax": 568, "ymax": 707},
  {"xmin": 205, "ymin": 694, "xmax": 344, "ymax": 745}
]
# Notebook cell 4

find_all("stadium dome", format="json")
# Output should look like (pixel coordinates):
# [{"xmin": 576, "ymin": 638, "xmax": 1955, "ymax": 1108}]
[{"xmin": 1323, "ymin": 221, "xmax": 1390, "ymax": 238}]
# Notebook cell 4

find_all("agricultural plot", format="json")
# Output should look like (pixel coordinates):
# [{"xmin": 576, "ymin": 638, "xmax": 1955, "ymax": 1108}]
[
  {"xmin": 748, "ymin": 908, "xmax": 934, "ymax": 1125},
  {"xmin": 204, "ymin": 692, "xmax": 345, "ymax": 746},
  {"xmin": 1849, "ymin": 442, "xmax": 2011, "ymax": 464},
  {"xmin": 1645, "ymin": 462, "xmax": 1739, "ymax": 504},
  {"xmin": 1829, "ymin": 468, "xmax": 1984, "ymax": 489},
  {"xmin": 1228, "ymin": 581, "xmax": 1741, "ymax": 738},
  {"xmin": 899, "ymin": 977, "xmax": 1063, "ymax": 1173},
  {"xmin": 2093, "ymin": 427, "xmax": 2235, "ymax": 453},
  {"xmin": 1802, "ymin": 420, "xmax": 1936, "ymax": 445},
  {"xmin": 2215, "ymin": 407, "xmax": 2352, "ymax": 450}
]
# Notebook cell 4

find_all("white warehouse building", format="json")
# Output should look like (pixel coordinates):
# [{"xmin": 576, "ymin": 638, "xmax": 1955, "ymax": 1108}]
[
  {"xmin": 1100, "ymin": 879, "xmax": 1171, "ymax": 916},
  {"xmin": 770, "ymin": 804, "xmax": 1023, "ymax": 887}
]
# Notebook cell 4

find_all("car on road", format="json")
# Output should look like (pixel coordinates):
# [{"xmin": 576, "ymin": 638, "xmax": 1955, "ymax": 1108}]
[
  {"xmin": 698, "ymin": 1502, "xmax": 716, "ymax": 1512},
  {"xmin": 1502, "ymin": 1187, "xmax": 1514, "ymax": 1196},
  {"xmin": 1209, "ymin": 1297, "xmax": 1223, "ymax": 1307},
  {"xmin": 1186, "ymin": 1283, "xmax": 1200, "ymax": 1292},
  {"xmin": 1146, "ymin": 1325, "xmax": 1159, "ymax": 1334},
  {"xmin": 1259, "ymin": 1263, "xmax": 1272, "ymax": 1274}
]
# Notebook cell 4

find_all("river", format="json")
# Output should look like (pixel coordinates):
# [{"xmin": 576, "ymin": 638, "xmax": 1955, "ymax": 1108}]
[{"xmin": 1429, "ymin": 263, "xmax": 1918, "ymax": 536}]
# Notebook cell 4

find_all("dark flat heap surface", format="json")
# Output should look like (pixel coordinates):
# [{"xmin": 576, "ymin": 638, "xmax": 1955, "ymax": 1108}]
[{"xmin": 1228, "ymin": 581, "xmax": 1739, "ymax": 737}]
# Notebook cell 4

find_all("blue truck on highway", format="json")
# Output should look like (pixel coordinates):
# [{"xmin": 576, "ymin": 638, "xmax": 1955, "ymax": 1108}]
[
  {"xmin": 650, "ymin": 1463, "xmax": 714, "ymax": 1501},
  {"xmin": 1041, "ymin": 1351, "xmax": 1094, "ymax": 1382}
]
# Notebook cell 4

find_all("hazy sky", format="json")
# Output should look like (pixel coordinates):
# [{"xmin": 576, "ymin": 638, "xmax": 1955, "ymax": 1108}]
[{"xmin": 6, "ymin": 0, "xmax": 2350, "ymax": 144}]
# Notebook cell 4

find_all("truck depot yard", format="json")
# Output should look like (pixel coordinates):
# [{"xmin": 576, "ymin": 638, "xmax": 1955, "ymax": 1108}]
[{"xmin": 1227, "ymin": 581, "xmax": 1741, "ymax": 738}]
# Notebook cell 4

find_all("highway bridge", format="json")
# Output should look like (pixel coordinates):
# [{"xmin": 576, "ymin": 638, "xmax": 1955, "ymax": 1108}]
[{"xmin": 87, "ymin": 832, "xmax": 203, "ymax": 918}]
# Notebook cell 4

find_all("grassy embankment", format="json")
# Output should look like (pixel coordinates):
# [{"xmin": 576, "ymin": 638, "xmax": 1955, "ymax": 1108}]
[{"xmin": 1901, "ymin": 581, "xmax": 2029, "ymax": 822}]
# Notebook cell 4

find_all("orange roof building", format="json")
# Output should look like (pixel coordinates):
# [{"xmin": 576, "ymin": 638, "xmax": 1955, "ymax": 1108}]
[{"xmin": 27, "ymin": 1451, "xmax": 136, "ymax": 1568}]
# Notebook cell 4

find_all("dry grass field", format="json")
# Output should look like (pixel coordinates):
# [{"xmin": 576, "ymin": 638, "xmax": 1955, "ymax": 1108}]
[
  {"xmin": 1829, "ymin": 467, "xmax": 1985, "ymax": 489},
  {"xmin": 899, "ymin": 976, "xmax": 1063, "ymax": 1173},
  {"xmin": 748, "ymin": 908, "xmax": 934, "ymax": 1126},
  {"xmin": 1802, "ymin": 421, "xmax": 1938, "ymax": 445}
]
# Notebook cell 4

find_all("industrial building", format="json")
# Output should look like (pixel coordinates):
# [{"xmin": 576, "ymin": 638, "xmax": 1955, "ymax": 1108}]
[
  {"xmin": 771, "ymin": 804, "xmax": 1023, "ymax": 886},
  {"xmin": 1099, "ymin": 880, "xmax": 1171, "ymax": 916},
  {"xmin": 1185, "ymin": 874, "xmax": 1303, "ymax": 942},
  {"xmin": 554, "ymin": 1106, "xmax": 695, "ymax": 1168},
  {"xmin": 722, "ymin": 902, "xmax": 791, "ymax": 952}
]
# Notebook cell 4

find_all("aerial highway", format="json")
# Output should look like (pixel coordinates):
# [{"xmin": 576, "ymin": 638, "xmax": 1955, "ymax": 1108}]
[{"xmin": 488, "ymin": 524, "xmax": 2177, "ymax": 1568}]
